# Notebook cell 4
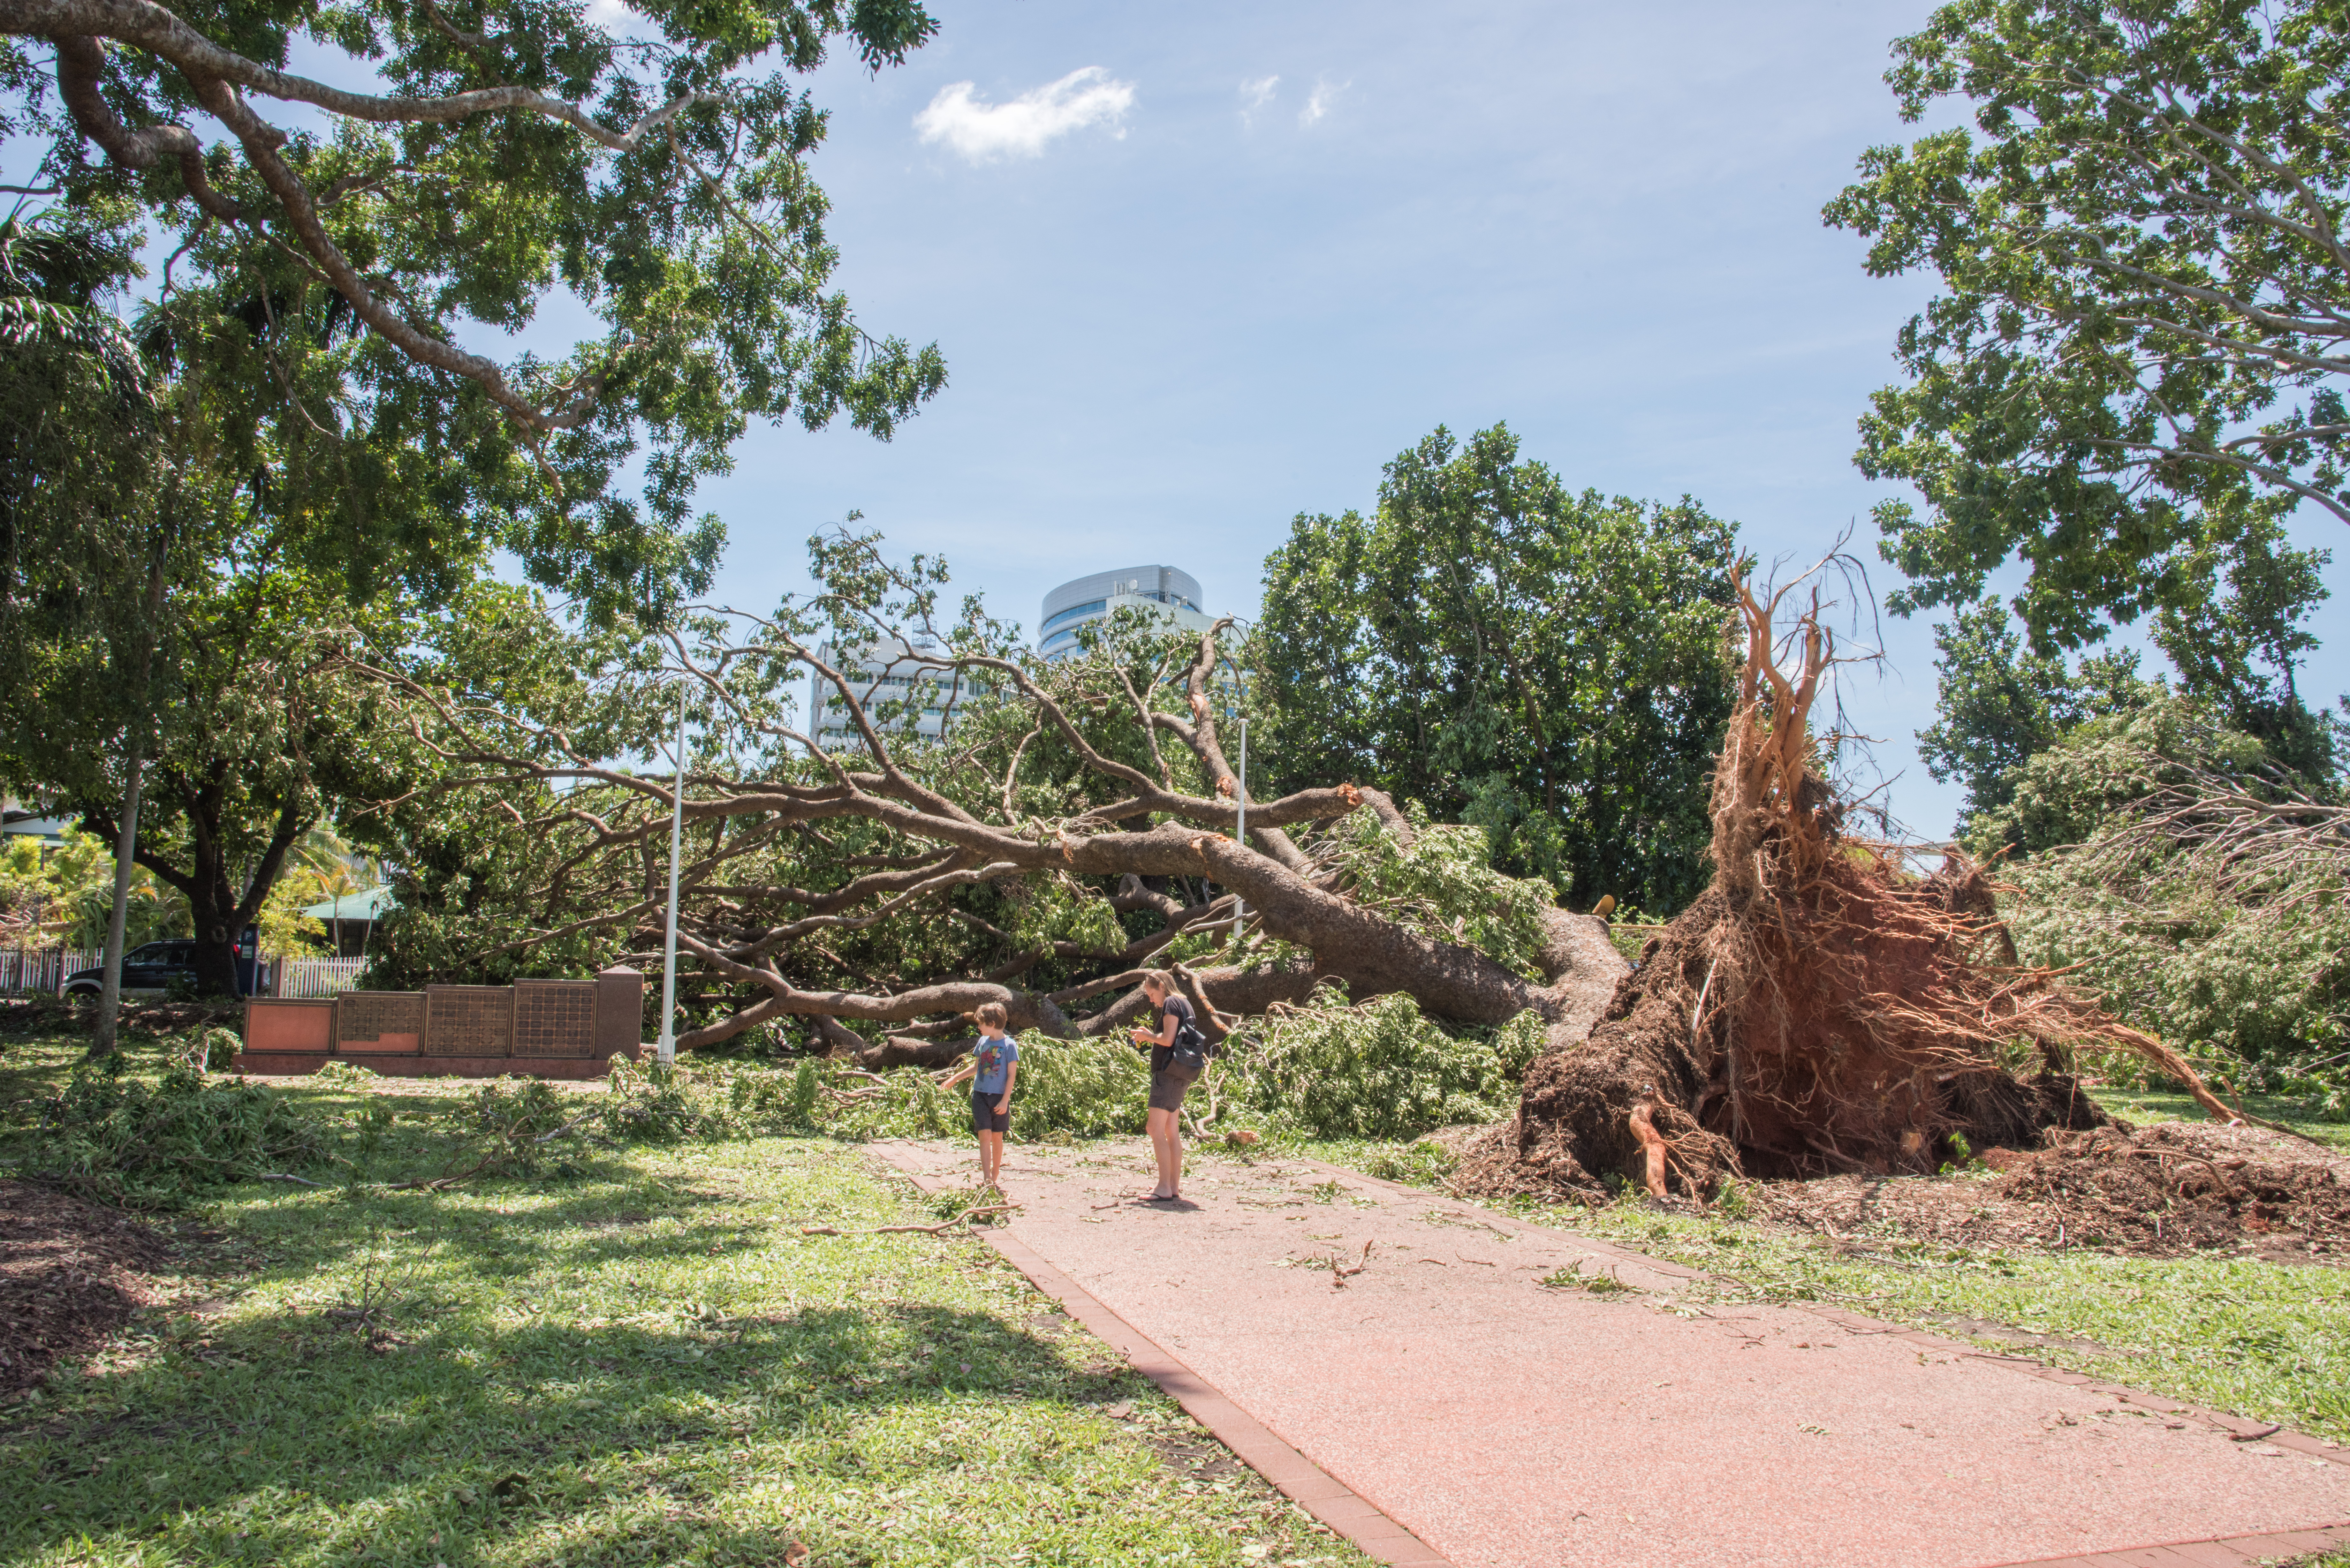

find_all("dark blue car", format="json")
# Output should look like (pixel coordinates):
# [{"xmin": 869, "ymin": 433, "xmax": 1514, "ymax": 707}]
[{"xmin": 61, "ymin": 937, "xmax": 261, "ymax": 998}]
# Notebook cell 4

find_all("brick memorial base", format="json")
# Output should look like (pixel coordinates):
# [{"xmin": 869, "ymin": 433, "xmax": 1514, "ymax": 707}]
[{"xmin": 239, "ymin": 968, "xmax": 642, "ymax": 1078}]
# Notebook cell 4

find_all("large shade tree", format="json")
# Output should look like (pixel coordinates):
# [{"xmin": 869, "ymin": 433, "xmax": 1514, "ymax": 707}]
[
  {"xmin": 1825, "ymin": 0, "xmax": 2350, "ymax": 653},
  {"xmin": 3, "ymin": 250, "xmax": 485, "ymax": 999},
  {"xmin": 0, "ymin": 0, "xmax": 947, "ymax": 616},
  {"xmin": 1253, "ymin": 425, "xmax": 1739, "ymax": 912},
  {"xmin": 1, "ymin": 0, "xmax": 952, "ymax": 994}
]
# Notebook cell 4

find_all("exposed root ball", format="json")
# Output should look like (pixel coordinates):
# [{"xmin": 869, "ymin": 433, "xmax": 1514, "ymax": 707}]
[{"xmin": 1457, "ymin": 565, "xmax": 2243, "ymax": 1205}]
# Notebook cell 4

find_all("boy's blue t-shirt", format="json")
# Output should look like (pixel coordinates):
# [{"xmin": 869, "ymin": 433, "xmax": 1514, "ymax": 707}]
[{"xmin": 973, "ymin": 1035, "xmax": 1020, "ymax": 1096}]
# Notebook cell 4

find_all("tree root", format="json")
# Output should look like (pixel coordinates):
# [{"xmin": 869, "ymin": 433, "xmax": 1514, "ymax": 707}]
[
  {"xmin": 1627, "ymin": 1101, "xmax": 1670, "ymax": 1199},
  {"xmin": 1464, "ymin": 560, "xmax": 2268, "ymax": 1205}
]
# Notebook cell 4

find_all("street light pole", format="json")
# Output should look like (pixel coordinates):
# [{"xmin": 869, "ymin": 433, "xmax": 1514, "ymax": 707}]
[
  {"xmin": 1233, "ymin": 715, "xmax": 1247, "ymax": 946},
  {"xmin": 656, "ymin": 678, "xmax": 687, "ymax": 1068},
  {"xmin": 1217, "ymin": 626, "xmax": 1251, "ymax": 952}
]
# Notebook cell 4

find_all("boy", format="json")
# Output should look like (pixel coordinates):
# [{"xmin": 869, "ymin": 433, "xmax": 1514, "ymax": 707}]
[{"xmin": 942, "ymin": 1002, "xmax": 1020, "ymax": 1188}]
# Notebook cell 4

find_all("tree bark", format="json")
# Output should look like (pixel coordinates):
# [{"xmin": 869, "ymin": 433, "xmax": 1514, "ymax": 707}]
[
  {"xmin": 89, "ymin": 546, "xmax": 167, "ymax": 1058},
  {"xmin": 89, "ymin": 737, "xmax": 144, "ymax": 1059}
]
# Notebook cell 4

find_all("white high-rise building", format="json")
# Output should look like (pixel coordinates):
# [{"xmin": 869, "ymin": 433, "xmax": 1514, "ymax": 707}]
[
  {"xmin": 1038, "ymin": 565, "xmax": 1209, "ymax": 662},
  {"xmin": 805, "ymin": 637, "xmax": 974, "ymax": 752}
]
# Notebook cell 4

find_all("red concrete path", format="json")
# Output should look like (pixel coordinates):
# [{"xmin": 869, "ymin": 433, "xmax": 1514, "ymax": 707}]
[{"xmin": 870, "ymin": 1141, "xmax": 2350, "ymax": 1568}]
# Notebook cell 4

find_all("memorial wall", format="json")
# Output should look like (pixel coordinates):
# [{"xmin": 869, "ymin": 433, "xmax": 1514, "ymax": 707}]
[{"xmin": 240, "ymin": 968, "xmax": 643, "ymax": 1079}]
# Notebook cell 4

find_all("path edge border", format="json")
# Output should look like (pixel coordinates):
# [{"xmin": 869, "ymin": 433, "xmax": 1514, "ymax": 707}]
[
  {"xmin": 1972, "ymin": 1520, "xmax": 2350, "ymax": 1567},
  {"xmin": 1307, "ymin": 1157, "xmax": 2350, "ymax": 1566},
  {"xmin": 1312, "ymin": 1154, "xmax": 2350, "ymax": 1464},
  {"xmin": 873, "ymin": 1149, "xmax": 1458, "ymax": 1568}
]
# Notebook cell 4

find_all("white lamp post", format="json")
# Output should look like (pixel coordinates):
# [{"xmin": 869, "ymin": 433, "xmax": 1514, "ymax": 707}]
[
  {"xmin": 1219, "ymin": 629, "xmax": 1252, "ymax": 948},
  {"xmin": 1233, "ymin": 714, "xmax": 1247, "ymax": 945},
  {"xmin": 656, "ymin": 678, "xmax": 688, "ymax": 1067}
]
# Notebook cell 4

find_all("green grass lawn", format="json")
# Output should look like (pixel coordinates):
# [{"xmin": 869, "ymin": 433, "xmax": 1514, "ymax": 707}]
[
  {"xmin": 9, "ymin": 1015, "xmax": 2346, "ymax": 1568},
  {"xmin": 1291, "ymin": 1081, "xmax": 2350, "ymax": 1458},
  {"xmin": 2091, "ymin": 1084, "xmax": 2350, "ymax": 1151},
  {"xmin": 1, "ymin": 1033, "xmax": 1370, "ymax": 1568}
]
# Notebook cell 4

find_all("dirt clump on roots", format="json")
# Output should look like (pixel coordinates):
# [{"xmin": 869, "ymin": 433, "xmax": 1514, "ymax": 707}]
[
  {"xmin": 0, "ymin": 1180, "xmax": 175, "ymax": 1394},
  {"xmin": 1454, "ymin": 565, "xmax": 2262, "ymax": 1210},
  {"xmin": 1734, "ymin": 1121, "xmax": 2350, "ymax": 1261},
  {"xmin": 1992, "ymin": 1121, "xmax": 2350, "ymax": 1257}
]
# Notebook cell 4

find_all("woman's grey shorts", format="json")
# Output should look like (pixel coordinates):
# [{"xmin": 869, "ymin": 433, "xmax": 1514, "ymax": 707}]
[{"xmin": 1148, "ymin": 1067, "xmax": 1195, "ymax": 1113}]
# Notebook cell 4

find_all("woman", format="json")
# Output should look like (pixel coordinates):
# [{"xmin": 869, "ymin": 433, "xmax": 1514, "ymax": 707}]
[{"xmin": 1127, "ymin": 969, "xmax": 1199, "ymax": 1202}]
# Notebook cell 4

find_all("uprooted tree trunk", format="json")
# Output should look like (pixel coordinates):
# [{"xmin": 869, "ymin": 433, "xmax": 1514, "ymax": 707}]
[{"xmin": 1459, "ymin": 567, "xmax": 2245, "ymax": 1204}]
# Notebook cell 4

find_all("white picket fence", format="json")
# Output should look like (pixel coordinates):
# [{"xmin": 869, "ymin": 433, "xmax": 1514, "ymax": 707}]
[
  {"xmin": 0, "ymin": 948, "xmax": 368, "ymax": 997},
  {"xmin": 271, "ymin": 958, "xmax": 369, "ymax": 998},
  {"xmin": 0, "ymin": 947, "xmax": 96, "ymax": 995}
]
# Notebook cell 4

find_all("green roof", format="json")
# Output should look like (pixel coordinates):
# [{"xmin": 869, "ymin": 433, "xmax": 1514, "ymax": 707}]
[{"xmin": 303, "ymin": 886, "xmax": 397, "ymax": 920}]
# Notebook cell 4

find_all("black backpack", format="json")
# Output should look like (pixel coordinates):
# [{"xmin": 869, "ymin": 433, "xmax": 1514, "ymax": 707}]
[{"xmin": 1168, "ymin": 1010, "xmax": 1210, "ymax": 1075}]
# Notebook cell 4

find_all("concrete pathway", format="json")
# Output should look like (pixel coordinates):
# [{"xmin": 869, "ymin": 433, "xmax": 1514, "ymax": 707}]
[{"xmin": 869, "ymin": 1140, "xmax": 2350, "ymax": 1568}]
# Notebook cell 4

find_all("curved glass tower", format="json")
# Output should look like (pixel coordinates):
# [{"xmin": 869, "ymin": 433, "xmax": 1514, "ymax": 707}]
[{"xmin": 1039, "ymin": 565, "xmax": 1208, "ymax": 661}]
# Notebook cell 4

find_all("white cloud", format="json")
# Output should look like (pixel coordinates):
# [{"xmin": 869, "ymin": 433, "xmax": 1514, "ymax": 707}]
[
  {"xmin": 913, "ymin": 67, "xmax": 1136, "ymax": 163},
  {"xmin": 1299, "ymin": 78, "xmax": 1348, "ymax": 127},
  {"xmin": 1238, "ymin": 75, "xmax": 1280, "ymax": 126}
]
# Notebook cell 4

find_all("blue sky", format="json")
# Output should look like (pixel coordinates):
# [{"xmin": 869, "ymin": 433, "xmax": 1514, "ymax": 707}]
[
  {"xmin": 14, "ymin": 0, "xmax": 2344, "ymax": 838},
  {"xmin": 670, "ymin": 0, "xmax": 2348, "ymax": 841}
]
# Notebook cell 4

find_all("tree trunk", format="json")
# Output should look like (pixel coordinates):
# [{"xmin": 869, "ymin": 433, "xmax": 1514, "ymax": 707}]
[
  {"xmin": 152, "ymin": 788, "xmax": 309, "ymax": 999},
  {"xmin": 88, "ymin": 738, "xmax": 145, "ymax": 1059},
  {"xmin": 89, "ymin": 547, "xmax": 166, "ymax": 1058},
  {"xmin": 188, "ymin": 872, "xmax": 244, "ymax": 998}
]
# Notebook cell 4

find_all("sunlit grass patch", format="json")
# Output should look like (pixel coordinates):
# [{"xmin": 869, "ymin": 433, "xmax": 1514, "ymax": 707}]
[
  {"xmin": 1, "ymin": 1033, "xmax": 1369, "ymax": 1568},
  {"xmin": 2091, "ymin": 1084, "xmax": 2350, "ymax": 1151}
]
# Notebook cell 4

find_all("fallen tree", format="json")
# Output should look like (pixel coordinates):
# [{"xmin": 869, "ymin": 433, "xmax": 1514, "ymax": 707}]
[
  {"xmin": 1458, "ymin": 566, "xmax": 2251, "ymax": 1203},
  {"xmin": 363, "ymin": 537, "xmax": 1628, "ymax": 1060}
]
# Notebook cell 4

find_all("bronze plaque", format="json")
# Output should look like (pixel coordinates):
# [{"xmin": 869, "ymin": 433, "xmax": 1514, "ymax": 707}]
[
  {"xmin": 245, "ymin": 999, "xmax": 335, "ymax": 1054},
  {"xmin": 423, "ymin": 985, "xmax": 513, "ymax": 1057},
  {"xmin": 335, "ymin": 991, "xmax": 425, "ymax": 1054},
  {"xmin": 512, "ymin": 978, "xmax": 599, "ymax": 1057}
]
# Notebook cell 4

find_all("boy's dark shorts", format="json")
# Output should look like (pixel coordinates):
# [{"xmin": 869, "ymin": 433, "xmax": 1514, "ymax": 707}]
[{"xmin": 971, "ymin": 1089, "xmax": 1009, "ymax": 1134}]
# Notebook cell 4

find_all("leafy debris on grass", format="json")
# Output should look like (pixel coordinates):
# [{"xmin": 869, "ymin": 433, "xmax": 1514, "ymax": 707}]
[{"xmin": 0, "ymin": 1181, "xmax": 173, "ymax": 1393}]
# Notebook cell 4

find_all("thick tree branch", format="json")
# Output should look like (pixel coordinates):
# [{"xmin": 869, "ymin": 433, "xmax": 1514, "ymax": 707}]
[
  {"xmin": 14, "ymin": 0, "xmax": 701, "ymax": 147},
  {"xmin": 50, "ymin": 33, "xmax": 243, "ymax": 220}
]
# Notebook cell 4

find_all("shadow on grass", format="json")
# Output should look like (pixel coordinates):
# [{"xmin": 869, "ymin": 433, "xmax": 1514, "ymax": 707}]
[{"xmin": 2, "ymin": 1153, "xmax": 1144, "ymax": 1567}]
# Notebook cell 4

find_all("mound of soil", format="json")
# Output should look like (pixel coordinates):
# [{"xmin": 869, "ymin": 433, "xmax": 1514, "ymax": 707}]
[
  {"xmin": 1739, "ymin": 1121, "xmax": 2350, "ymax": 1261},
  {"xmin": 0, "ymin": 1180, "xmax": 175, "ymax": 1393}
]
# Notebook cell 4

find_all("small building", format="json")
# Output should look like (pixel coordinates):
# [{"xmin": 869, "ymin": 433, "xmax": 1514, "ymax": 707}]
[
  {"xmin": 1039, "ymin": 565, "xmax": 1209, "ymax": 662},
  {"xmin": 303, "ymin": 886, "xmax": 395, "ymax": 958},
  {"xmin": 1, "ymin": 801, "xmax": 74, "ymax": 847},
  {"xmin": 806, "ymin": 637, "xmax": 978, "ymax": 753}
]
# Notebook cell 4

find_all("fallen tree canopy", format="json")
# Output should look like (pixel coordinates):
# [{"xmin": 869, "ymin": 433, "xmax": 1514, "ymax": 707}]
[
  {"xmin": 363, "ymin": 536, "xmax": 1628, "ymax": 1063},
  {"xmin": 1459, "ymin": 565, "xmax": 2261, "ymax": 1205},
  {"xmin": 370, "ymin": 541, "xmax": 2293, "ymax": 1209}
]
